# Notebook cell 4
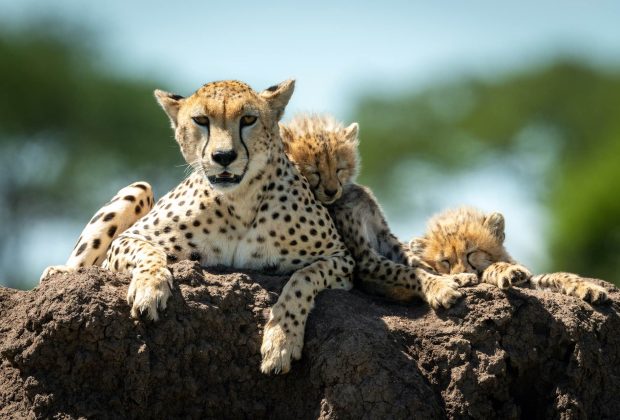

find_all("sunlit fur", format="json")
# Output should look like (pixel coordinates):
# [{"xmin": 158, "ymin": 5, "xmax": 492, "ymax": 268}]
[
  {"xmin": 283, "ymin": 115, "xmax": 478, "ymax": 309},
  {"xmin": 156, "ymin": 80, "xmax": 292, "ymax": 193},
  {"xmin": 281, "ymin": 114, "xmax": 359, "ymax": 204},
  {"xmin": 98, "ymin": 80, "xmax": 356, "ymax": 376},
  {"xmin": 410, "ymin": 206, "xmax": 608, "ymax": 302},
  {"xmin": 410, "ymin": 207, "xmax": 509, "ymax": 276}
]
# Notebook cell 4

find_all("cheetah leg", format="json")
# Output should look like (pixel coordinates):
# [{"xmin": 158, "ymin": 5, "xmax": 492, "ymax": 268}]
[
  {"xmin": 260, "ymin": 253, "xmax": 354, "ymax": 375},
  {"xmin": 102, "ymin": 235, "xmax": 172, "ymax": 321},
  {"xmin": 40, "ymin": 182, "xmax": 154, "ymax": 282},
  {"xmin": 530, "ymin": 272, "xmax": 608, "ymax": 303},
  {"xmin": 482, "ymin": 261, "xmax": 531, "ymax": 290},
  {"xmin": 356, "ymin": 250, "xmax": 477, "ymax": 309}
]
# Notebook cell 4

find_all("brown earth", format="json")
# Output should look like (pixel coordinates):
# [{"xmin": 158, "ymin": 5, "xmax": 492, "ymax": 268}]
[{"xmin": 0, "ymin": 260, "xmax": 619, "ymax": 419}]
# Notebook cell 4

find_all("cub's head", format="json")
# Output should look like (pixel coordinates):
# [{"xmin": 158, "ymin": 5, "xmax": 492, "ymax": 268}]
[
  {"xmin": 155, "ymin": 79, "xmax": 294, "ymax": 192},
  {"xmin": 281, "ymin": 114, "xmax": 359, "ymax": 204},
  {"xmin": 410, "ymin": 207, "xmax": 510, "ymax": 275}
]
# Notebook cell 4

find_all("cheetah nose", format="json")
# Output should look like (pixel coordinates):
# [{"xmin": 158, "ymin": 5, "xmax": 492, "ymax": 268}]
[
  {"xmin": 324, "ymin": 189, "xmax": 338, "ymax": 198},
  {"xmin": 211, "ymin": 150, "xmax": 238, "ymax": 167}
]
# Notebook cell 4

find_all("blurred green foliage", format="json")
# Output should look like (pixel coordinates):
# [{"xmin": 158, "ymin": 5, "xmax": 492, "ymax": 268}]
[
  {"xmin": 355, "ymin": 62, "xmax": 620, "ymax": 284},
  {"xmin": 0, "ymin": 28, "xmax": 182, "ymax": 287},
  {"xmin": 1, "ymin": 27, "xmax": 618, "ymax": 287}
]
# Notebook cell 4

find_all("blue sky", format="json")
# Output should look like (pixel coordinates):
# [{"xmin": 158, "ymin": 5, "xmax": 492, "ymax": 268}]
[
  {"xmin": 1, "ymin": 0, "xmax": 619, "ymax": 283},
  {"xmin": 2, "ymin": 0, "xmax": 620, "ymax": 117}
]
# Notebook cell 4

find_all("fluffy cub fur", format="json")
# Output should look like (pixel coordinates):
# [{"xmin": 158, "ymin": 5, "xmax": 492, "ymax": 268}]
[
  {"xmin": 410, "ymin": 206, "xmax": 608, "ymax": 303},
  {"xmin": 282, "ymin": 114, "xmax": 477, "ymax": 309}
]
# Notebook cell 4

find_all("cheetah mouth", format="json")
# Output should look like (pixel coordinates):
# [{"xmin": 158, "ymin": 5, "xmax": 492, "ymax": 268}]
[{"xmin": 208, "ymin": 171, "xmax": 243, "ymax": 186}]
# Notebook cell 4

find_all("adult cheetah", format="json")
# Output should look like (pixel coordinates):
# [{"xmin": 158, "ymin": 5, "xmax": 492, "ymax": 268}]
[{"xmin": 83, "ymin": 79, "xmax": 355, "ymax": 374}]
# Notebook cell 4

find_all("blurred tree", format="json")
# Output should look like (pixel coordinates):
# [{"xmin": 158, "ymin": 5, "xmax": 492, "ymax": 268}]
[
  {"xmin": 0, "ymin": 27, "xmax": 183, "ymax": 288},
  {"xmin": 354, "ymin": 61, "xmax": 620, "ymax": 284}
]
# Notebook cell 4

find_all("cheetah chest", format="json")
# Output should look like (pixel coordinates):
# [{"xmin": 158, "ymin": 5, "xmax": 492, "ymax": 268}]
[{"xmin": 133, "ymin": 174, "xmax": 341, "ymax": 274}]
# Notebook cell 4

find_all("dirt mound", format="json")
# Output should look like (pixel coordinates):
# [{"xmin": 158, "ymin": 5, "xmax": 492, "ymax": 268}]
[{"xmin": 1, "ymin": 261, "xmax": 619, "ymax": 419}]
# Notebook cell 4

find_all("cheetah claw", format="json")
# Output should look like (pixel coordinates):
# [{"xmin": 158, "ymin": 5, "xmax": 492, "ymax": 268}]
[
  {"xmin": 575, "ymin": 283, "xmax": 609, "ymax": 304},
  {"xmin": 127, "ymin": 268, "xmax": 173, "ymax": 321},
  {"xmin": 452, "ymin": 273, "xmax": 479, "ymax": 287},
  {"xmin": 260, "ymin": 318, "xmax": 303, "ymax": 374},
  {"xmin": 426, "ymin": 278, "xmax": 463, "ymax": 310},
  {"xmin": 39, "ymin": 265, "xmax": 74, "ymax": 283}
]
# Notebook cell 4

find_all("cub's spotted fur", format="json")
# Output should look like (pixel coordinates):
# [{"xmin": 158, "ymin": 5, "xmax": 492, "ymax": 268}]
[
  {"xmin": 410, "ymin": 206, "xmax": 608, "ymax": 303},
  {"xmin": 40, "ymin": 182, "xmax": 153, "ymax": 281},
  {"xmin": 281, "ymin": 114, "xmax": 477, "ymax": 309}
]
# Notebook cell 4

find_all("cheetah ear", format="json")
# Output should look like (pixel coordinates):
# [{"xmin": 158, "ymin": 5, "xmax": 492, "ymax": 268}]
[
  {"xmin": 260, "ymin": 79, "xmax": 295, "ymax": 121},
  {"xmin": 154, "ymin": 89, "xmax": 184, "ymax": 129},
  {"xmin": 484, "ymin": 212, "xmax": 505, "ymax": 243},
  {"xmin": 409, "ymin": 237, "xmax": 428, "ymax": 255},
  {"xmin": 280, "ymin": 124, "xmax": 293, "ymax": 142},
  {"xmin": 280, "ymin": 124, "xmax": 293, "ymax": 153},
  {"xmin": 343, "ymin": 123, "xmax": 359, "ymax": 144}
]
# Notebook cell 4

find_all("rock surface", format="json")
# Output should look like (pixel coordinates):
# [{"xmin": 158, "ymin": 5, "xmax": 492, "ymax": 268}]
[{"xmin": 0, "ymin": 261, "xmax": 619, "ymax": 419}]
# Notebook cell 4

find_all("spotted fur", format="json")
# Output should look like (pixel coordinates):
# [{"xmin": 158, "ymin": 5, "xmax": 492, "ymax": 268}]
[
  {"xmin": 79, "ymin": 80, "xmax": 354, "ymax": 375},
  {"xmin": 410, "ymin": 206, "xmax": 608, "ymax": 303},
  {"xmin": 39, "ymin": 182, "xmax": 154, "ymax": 281},
  {"xmin": 281, "ymin": 114, "xmax": 477, "ymax": 309}
]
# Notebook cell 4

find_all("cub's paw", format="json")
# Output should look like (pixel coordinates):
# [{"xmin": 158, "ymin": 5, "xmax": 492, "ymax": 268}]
[
  {"xmin": 260, "ymin": 316, "xmax": 303, "ymax": 375},
  {"xmin": 484, "ymin": 263, "xmax": 531, "ymax": 289},
  {"xmin": 127, "ymin": 266, "xmax": 173, "ymax": 321},
  {"xmin": 39, "ymin": 265, "xmax": 74, "ymax": 283},
  {"xmin": 425, "ymin": 277, "xmax": 463, "ymax": 310},
  {"xmin": 451, "ymin": 273, "xmax": 479, "ymax": 287},
  {"xmin": 572, "ymin": 280, "xmax": 608, "ymax": 304}
]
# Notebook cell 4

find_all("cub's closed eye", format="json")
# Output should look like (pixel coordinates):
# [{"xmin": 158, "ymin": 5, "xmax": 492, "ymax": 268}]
[
  {"xmin": 192, "ymin": 116, "xmax": 210, "ymax": 127},
  {"xmin": 241, "ymin": 115, "xmax": 257, "ymax": 127},
  {"xmin": 307, "ymin": 172, "xmax": 321, "ymax": 186}
]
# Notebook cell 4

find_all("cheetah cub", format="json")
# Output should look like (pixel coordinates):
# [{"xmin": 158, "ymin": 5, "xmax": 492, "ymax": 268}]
[
  {"xmin": 281, "ymin": 114, "xmax": 477, "ymax": 309},
  {"xmin": 409, "ymin": 206, "xmax": 608, "ymax": 303}
]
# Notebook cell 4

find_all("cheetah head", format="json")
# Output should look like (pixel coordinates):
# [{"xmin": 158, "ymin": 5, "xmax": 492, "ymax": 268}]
[
  {"xmin": 410, "ymin": 207, "xmax": 509, "ymax": 275},
  {"xmin": 281, "ymin": 115, "xmax": 359, "ymax": 205},
  {"xmin": 155, "ymin": 79, "xmax": 295, "ymax": 192}
]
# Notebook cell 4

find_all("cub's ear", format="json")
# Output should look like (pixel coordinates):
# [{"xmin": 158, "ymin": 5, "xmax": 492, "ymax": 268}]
[
  {"xmin": 260, "ymin": 79, "xmax": 295, "ymax": 121},
  {"xmin": 484, "ymin": 212, "xmax": 505, "ymax": 243},
  {"xmin": 154, "ymin": 89, "xmax": 184, "ymax": 129},
  {"xmin": 343, "ymin": 122, "xmax": 359, "ymax": 144},
  {"xmin": 280, "ymin": 124, "xmax": 293, "ymax": 153},
  {"xmin": 409, "ymin": 237, "xmax": 428, "ymax": 255}
]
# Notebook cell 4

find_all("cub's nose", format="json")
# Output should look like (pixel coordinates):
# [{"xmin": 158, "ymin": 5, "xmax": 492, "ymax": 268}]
[
  {"xmin": 211, "ymin": 150, "xmax": 238, "ymax": 167},
  {"xmin": 324, "ymin": 188, "xmax": 338, "ymax": 198}
]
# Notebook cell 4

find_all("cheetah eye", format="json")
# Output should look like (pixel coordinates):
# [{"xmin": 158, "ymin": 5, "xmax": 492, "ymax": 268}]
[
  {"xmin": 466, "ymin": 252, "xmax": 476, "ymax": 268},
  {"xmin": 192, "ymin": 116, "xmax": 210, "ymax": 128},
  {"xmin": 467, "ymin": 250, "xmax": 490, "ymax": 272},
  {"xmin": 307, "ymin": 172, "xmax": 320, "ymax": 187},
  {"xmin": 240, "ymin": 115, "xmax": 257, "ymax": 127},
  {"xmin": 440, "ymin": 259, "xmax": 451, "ymax": 269}
]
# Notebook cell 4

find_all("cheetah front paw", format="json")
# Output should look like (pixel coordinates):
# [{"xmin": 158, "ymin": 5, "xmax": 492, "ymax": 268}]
[
  {"xmin": 39, "ymin": 265, "xmax": 74, "ymax": 283},
  {"xmin": 127, "ymin": 267, "xmax": 173, "ymax": 321},
  {"xmin": 483, "ymin": 263, "xmax": 531, "ymax": 289},
  {"xmin": 425, "ymin": 277, "xmax": 463, "ymax": 310},
  {"xmin": 572, "ymin": 281, "xmax": 608, "ymax": 304},
  {"xmin": 451, "ymin": 272, "xmax": 479, "ymax": 287},
  {"xmin": 260, "ymin": 318, "xmax": 303, "ymax": 375}
]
